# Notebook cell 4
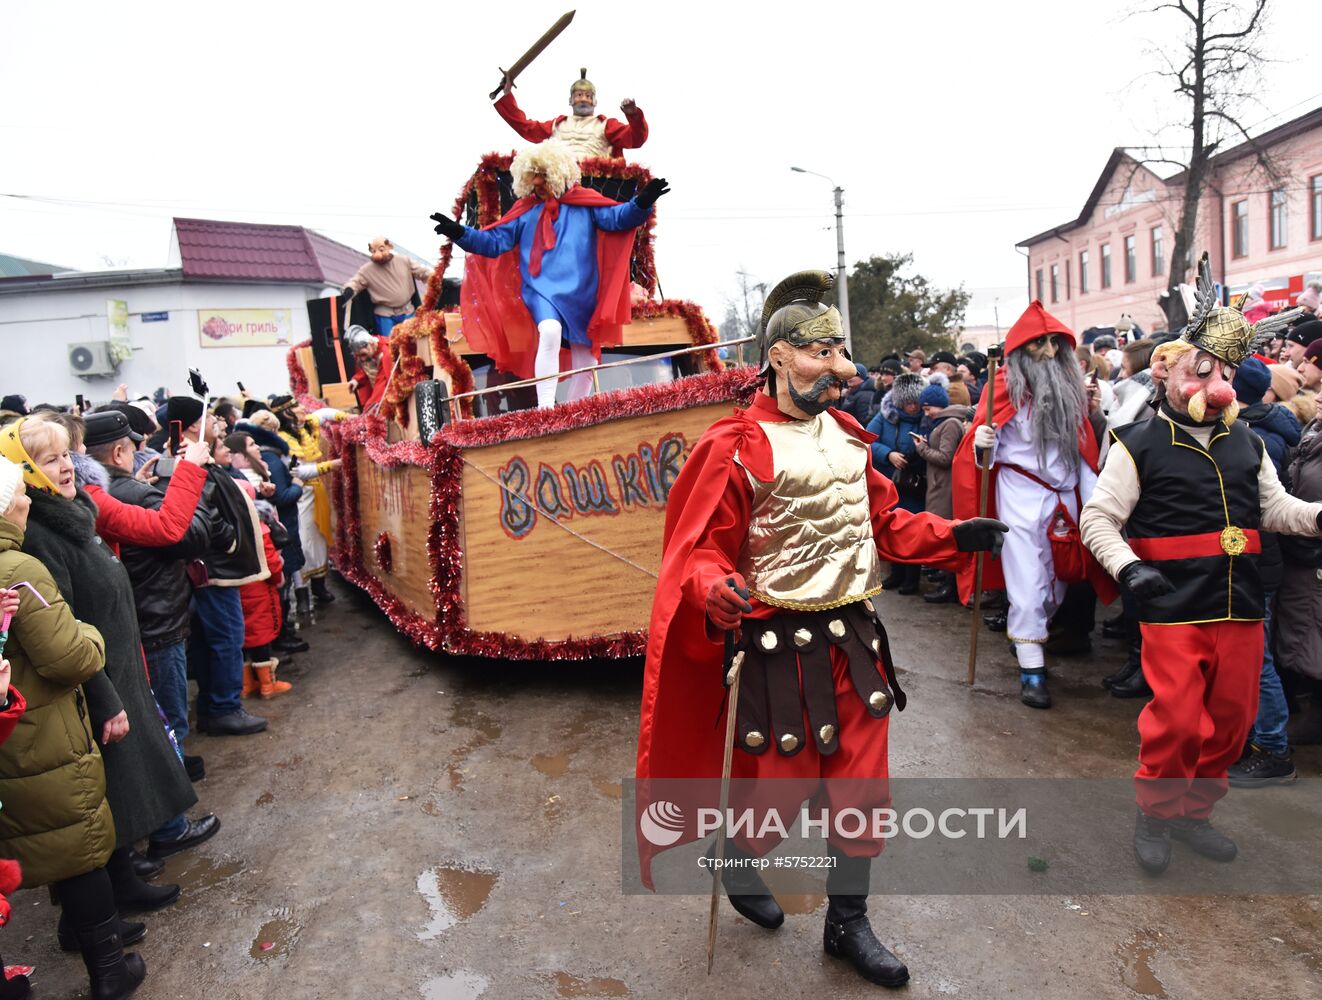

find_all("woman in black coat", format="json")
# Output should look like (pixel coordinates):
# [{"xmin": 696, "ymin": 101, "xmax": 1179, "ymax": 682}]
[{"xmin": 9, "ymin": 416, "xmax": 214, "ymax": 916}]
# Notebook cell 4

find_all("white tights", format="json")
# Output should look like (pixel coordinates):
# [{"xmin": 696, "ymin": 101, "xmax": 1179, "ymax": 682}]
[{"xmin": 534, "ymin": 320, "xmax": 596, "ymax": 408}]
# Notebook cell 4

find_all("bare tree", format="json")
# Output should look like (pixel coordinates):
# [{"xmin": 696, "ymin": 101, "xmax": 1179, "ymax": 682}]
[
  {"xmin": 721, "ymin": 269, "xmax": 766, "ymax": 366},
  {"xmin": 1136, "ymin": 0, "xmax": 1275, "ymax": 328}
]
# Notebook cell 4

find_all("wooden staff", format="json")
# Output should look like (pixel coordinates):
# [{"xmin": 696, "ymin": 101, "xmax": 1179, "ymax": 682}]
[
  {"xmin": 966, "ymin": 346, "xmax": 1002, "ymax": 685},
  {"xmin": 707, "ymin": 629, "xmax": 743, "ymax": 975}
]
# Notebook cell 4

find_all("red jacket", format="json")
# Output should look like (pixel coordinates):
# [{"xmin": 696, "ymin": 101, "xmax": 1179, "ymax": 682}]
[
  {"xmin": 352, "ymin": 336, "xmax": 395, "ymax": 409},
  {"xmin": 240, "ymin": 525, "xmax": 284, "ymax": 649},
  {"xmin": 493, "ymin": 93, "xmax": 648, "ymax": 158},
  {"xmin": 85, "ymin": 459, "xmax": 207, "ymax": 556}
]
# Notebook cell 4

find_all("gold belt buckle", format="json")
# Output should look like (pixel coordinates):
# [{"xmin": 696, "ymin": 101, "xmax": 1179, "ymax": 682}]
[{"xmin": 1220, "ymin": 526, "xmax": 1248, "ymax": 556}]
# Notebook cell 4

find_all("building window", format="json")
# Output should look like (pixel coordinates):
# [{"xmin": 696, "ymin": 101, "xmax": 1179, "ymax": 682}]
[
  {"xmin": 1151, "ymin": 227, "xmax": 1164, "ymax": 278},
  {"xmin": 1232, "ymin": 201, "xmax": 1248, "ymax": 258},
  {"xmin": 1050, "ymin": 264, "xmax": 1060, "ymax": 303},
  {"xmin": 1079, "ymin": 250, "xmax": 1090, "ymax": 294},
  {"xmin": 1312, "ymin": 174, "xmax": 1322, "ymax": 241},
  {"xmin": 1035, "ymin": 268, "xmax": 1044, "ymax": 302},
  {"xmin": 1269, "ymin": 189, "xmax": 1287, "ymax": 249},
  {"xmin": 1101, "ymin": 243, "xmax": 1112, "ymax": 289},
  {"xmin": 1124, "ymin": 235, "xmax": 1137, "ymax": 283}
]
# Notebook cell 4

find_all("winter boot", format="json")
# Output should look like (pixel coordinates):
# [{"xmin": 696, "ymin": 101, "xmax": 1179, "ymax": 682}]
[
  {"xmin": 294, "ymin": 586, "xmax": 312, "ymax": 622},
  {"xmin": 706, "ymin": 842, "xmax": 782, "ymax": 929},
  {"xmin": 1170, "ymin": 817, "xmax": 1237, "ymax": 861},
  {"xmin": 58, "ymin": 912, "xmax": 145, "ymax": 952},
  {"xmin": 272, "ymin": 620, "xmax": 309, "ymax": 655},
  {"xmin": 241, "ymin": 663, "xmax": 258, "ymax": 699},
  {"xmin": 75, "ymin": 915, "xmax": 147, "ymax": 1000},
  {"xmin": 1228, "ymin": 744, "xmax": 1297, "ymax": 788},
  {"xmin": 106, "ymin": 847, "xmax": 180, "ymax": 914},
  {"xmin": 311, "ymin": 575, "xmax": 336, "ymax": 605},
  {"xmin": 1102, "ymin": 630, "xmax": 1142, "ymax": 690},
  {"xmin": 823, "ymin": 851, "xmax": 909, "ymax": 987},
  {"xmin": 1110, "ymin": 662, "xmax": 1153, "ymax": 699},
  {"xmin": 253, "ymin": 658, "xmax": 292, "ymax": 699},
  {"xmin": 1133, "ymin": 810, "xmax": 1171, "ymax": 875},
  {"xmin": 896, "ymin": 564, "xmax": 922, "ymax": 596}
]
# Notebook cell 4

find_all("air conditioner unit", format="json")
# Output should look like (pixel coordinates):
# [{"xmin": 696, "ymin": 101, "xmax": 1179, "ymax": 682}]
[{"xmin": 67, "ymin": 341, "xmax": 119, "ymax": 378}]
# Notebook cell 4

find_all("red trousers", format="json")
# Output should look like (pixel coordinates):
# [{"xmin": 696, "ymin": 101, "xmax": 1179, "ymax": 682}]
[
  {"xmin": 730, "ymin": 645, "xmax": 891, "ymax": 857},
  {"xmin": 1135, "ymin": 619, "xmax": 1262, "ymax": 820}
]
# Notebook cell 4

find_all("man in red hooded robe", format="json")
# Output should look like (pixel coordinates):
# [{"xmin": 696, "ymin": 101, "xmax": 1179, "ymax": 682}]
[
  {"xmin": 635, "ymin": 270, "xmax": 1006, "ymax": 989},
  {"xmin": 951, "ymin": 301, "xmax": 1114, "ymax": 709}
]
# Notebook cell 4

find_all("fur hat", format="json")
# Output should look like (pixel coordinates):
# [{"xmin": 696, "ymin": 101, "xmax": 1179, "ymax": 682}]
[
  {"xmin": 0, "ymin": 455, "xmax": 22, "ymax": 516},
  {"xmin": 890, "ymin": 372, "xmax": 926, "ymax": 409},
  {"xmin": 919, "ymin": 383, "xmax": 949, "ymax": 408},
  {"xmin": 1268, "ymin": 364, "xmax": 1303, "ymax": 403}
]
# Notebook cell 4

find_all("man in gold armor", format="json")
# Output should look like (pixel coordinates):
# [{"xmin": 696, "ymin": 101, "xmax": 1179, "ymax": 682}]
[{"xmin": 635, "ymin": 271, "xmax": 1006, "ymax": 988}]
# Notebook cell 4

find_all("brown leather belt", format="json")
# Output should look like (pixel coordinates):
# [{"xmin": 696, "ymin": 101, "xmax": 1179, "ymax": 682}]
[{"xmin": 733, "ymin": 599, "xmax": 905, "ymax": 759}]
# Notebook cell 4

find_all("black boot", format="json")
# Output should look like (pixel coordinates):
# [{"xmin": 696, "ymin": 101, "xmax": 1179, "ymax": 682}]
[
  {"xmin": 1110, "ymin": 661, "xmax": 1152, "ymax": 699},
  {"xmin": 822, "ymin": 851, "xmax": 909, "ymax": 987},
  {"xmin": 75, "ymin": 916, "xmax": 147, "ymax": 1000},
  {"xmin": 310, "ymin": 576, "xmax": 336, "ymax": 605},
  {"xmin": 896, "ymin": 564, "xmax": 922, "ymax": 596},
  {"xmin": 1102, "ymin": 632, "xmax": 1142, "ymax": 690},
  {"xmin": 708, "ymin": 842, "xmax": 783, "ymax": 929},
  {"xmin": 1019, "ymin": 668, "xmax": 1052, "ymax": 710},
  {"xmin": 129, "ymin": 850, "xmax": 163, "ymax": 881},
  {"xmin": 272, "ymin": 619, "xmax": 309, "ymax": 655},
  {"xmin": 880, "ymin": 566, "xmax": 904, "ymax": 590},
  {"xmin": 1170, "ymin": 817, "xmax": 1237, "ymax": 861},
  {"xmin": 59, "ymin": 911, "xmax": 146, "ymax": 952},
  {"xmin": 923, "ymin": 572, "xmax": 957, "ymax": 604},
  {"xmin": 106, "ymin": 848, "xmax": 180, "ymax": 914},
  {"xmin": 1133, "ymin": 810, "xmax": 1171, "ymax": 875},
  {"xmin": 1101, "ymin": 613, "xmax": 1127, "ymax": 640},
  {"xmin": 294, "ymin": 587, "xmax": 312, "ymax": 619}
]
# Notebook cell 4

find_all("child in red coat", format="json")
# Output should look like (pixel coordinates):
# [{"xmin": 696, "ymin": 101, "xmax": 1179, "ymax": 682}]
[{"xmin": 237, "ymin": 499, "xmax": 293, "ymax": 700}]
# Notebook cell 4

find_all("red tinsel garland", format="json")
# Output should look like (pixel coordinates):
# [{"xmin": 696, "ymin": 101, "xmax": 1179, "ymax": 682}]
[
  {"xmin": 374, "ymin": 531, "xmax": 393, "ymax": 574},
  {"xmin": 287, "ymin": 339, "xmax": 311, "ymax": 398},
  {"xmin": 323, "ymin": 367, "xmax": 758, "ymax": 660},
  {"xmin": 631, "ymin": 299, "xmax": 723, "ymax": 373}
]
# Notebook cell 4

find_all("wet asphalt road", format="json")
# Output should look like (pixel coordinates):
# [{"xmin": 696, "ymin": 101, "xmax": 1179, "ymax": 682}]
[{"xmin": 6, "ymin": 579, "xmax": 1321, "ymax": 999}]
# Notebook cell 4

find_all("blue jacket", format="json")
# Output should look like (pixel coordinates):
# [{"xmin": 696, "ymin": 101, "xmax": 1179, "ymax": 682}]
[
  {"xmin": 1240, "ymin": 402, "xmax": 1301, "ymax": 482},
  {"xmin": 866, "ymin": 392, "xmax": 925, "ymax": 512}
]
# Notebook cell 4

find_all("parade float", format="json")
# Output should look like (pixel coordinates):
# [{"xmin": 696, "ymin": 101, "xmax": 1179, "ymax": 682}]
[{"xmin": 288, "ymin": 150, "xmax": 756, "ymax": 660}]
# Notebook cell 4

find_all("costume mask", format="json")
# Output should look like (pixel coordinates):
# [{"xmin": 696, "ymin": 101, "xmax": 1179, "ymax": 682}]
[
  {"xmin": 1160, "ymin": 348, "xmax": 1239, "ymax": 425},
  {"xmin": 768, "ymin": 339, "xmax": 855, "ymax": 418},
  {"xmin": 369, "ymin": 238, "xmax": 393, "ymax": 264},
  {"xmin": 1023, "ymin": 334, "xmax": 1060, "ymax": 361}
]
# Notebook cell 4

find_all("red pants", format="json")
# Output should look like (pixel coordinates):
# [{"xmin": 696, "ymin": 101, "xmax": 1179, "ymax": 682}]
[
  {"xmin": 1135, "ymin": 620, "xmax": 1262, "ymax": 819},
  {"xmin": 730, "ymin": 645, "xmax": 891, "ymax": 857}
]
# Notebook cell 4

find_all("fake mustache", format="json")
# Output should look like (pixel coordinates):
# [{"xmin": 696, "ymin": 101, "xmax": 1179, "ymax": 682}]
[
  {"xmin": 800, "ymin": 373, "xmax": 848, "ymax": 401},
  {"xmin": 1186, "ymin": 389, "xmax": 1239, "ymax": 425}
]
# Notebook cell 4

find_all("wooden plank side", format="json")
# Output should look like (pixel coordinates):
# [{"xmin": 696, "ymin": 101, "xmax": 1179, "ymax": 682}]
[
  {"xmin": 354, "ymin": 447, "xmax": 436, "ymax": 620},
  {"xmin": 444, "ymin": 312, "xmax": 696, "ymax": 356},
  {"xmin": 459, "ymin": 401, "xmax": 735, "ymax": 640}
]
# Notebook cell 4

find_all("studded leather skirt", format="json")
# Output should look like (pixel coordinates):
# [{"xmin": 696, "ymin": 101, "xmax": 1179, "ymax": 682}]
[{"xmin": 732, "ymin": 598, "xmax": 905, "ymax": 759}]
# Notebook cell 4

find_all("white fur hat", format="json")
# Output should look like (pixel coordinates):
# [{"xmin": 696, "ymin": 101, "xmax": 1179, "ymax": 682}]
[{"xmin": 0, "ymin": 455, "xmax": 22, "ymax": 516}]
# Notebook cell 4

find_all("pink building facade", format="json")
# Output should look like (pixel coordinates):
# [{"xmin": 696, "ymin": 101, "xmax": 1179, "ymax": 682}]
[{"xmin": 1019, "ymin": 107, "xmax": 1322, "ymax": 335}]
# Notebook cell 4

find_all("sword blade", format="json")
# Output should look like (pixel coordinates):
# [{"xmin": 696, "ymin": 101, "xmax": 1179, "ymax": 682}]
[{"xmin": 489, "ymin": 10, "xmax": 576, "ymax": 99}]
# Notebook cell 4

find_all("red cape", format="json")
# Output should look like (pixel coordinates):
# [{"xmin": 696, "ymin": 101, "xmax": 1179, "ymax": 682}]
[
  {"xmin": 951, "ymin": 367, "xmax": 1116, "ymax": 605},
  {"xmin": 635, "ymin": 395, "xmax": 963, "ymax": 888},
  {"xmin": 459, "ymin": 186, "xmax": 637, "ymax": 378}
]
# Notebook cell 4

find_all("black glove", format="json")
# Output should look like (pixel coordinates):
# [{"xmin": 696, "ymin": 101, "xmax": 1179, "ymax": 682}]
[
  {"xmin": 953, "ymin": 518, "xmax": 1009, "ymax": 557},
  {"xmin": 430, "ymin": 213, "xmax": 465, "ymax": 240},
  {"xmin": 635, "ymin": 178, "xmax": 670, "ymax": 210},
  {"xmin": 340, "ymin": 286, "xmax": 354, "ymax": 301},
  {"xmin": 1120, "ymin": 561, "xmax": 1175, "ymax": 602}
]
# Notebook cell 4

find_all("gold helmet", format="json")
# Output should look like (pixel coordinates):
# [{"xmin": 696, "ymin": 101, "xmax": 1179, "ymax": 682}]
[
  {"xmin": 757, "ymin": 270, "xmax": 844, "ymax": 375},
  {"xmin": 569, "ymin": 67, "xmax": 595, "ymax": 100},
  {"xmin": 1182, "ymin": 252, "xmax": 1305, "ymax": 366}
]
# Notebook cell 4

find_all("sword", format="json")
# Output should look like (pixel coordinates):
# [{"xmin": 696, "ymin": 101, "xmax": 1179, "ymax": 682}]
[
  {"xmin": 967, "ymin": 345, "xmax": 1002, "ymax": 685},
  {"xmin": 488, "ymin": 10, "xmax": 577, "ymax": 100},
  {"xmin": 707, "ymin": 624, "xmax": 744, "ymax": 975}
]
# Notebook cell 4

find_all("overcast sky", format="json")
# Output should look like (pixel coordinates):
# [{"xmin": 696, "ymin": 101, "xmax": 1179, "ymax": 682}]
[{"xmin": 3, "ymin": 0, "xmax": 1320, "ymax": 329}]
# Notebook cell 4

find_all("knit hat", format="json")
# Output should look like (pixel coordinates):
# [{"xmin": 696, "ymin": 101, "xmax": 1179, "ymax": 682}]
[
  {"xmin": 1268, "ymin": 363, "xmax": 1303, "ymax": 403},
  {"xmin": 1297, "ymin": 286, "xmax": 1321, "ymax": 312},
  {"xmin": 919, "ymin": 383, "xmax": 949, "ymax": 408},
  {"xmin": 890, "ymin": 372, "xmax": 925, "ymax": 409},
  {"xmin": 165, "ymin": 396, "xmax": 205, "ymax": 431},
  {"xmin": 0, "ymin": 455, "xmax": 22, "ymax": 516},
  {"xmin": 0, "ymin": 395, "xmax": 27, "ymax": 417},
  {"xmin": 1305, "ymin": 339, "xmax": 1322, "ymax": 369},
  {"xmin": 1232, "ymin": 357, "xmax": 1271, "ymax": 405},
  {"xmin": 1290, "ymin": 319, "xmax": 1322, "ymax": 348}
]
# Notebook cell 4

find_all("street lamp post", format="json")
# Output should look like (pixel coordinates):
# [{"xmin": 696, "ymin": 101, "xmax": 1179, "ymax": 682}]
[{"xmin": 791, "ymin": 166, "xmax": 851, "ymax": 351}]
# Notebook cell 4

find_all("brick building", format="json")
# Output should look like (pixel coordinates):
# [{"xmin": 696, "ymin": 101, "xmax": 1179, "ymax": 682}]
[{"xmin": 1018, "ymin": 106, "xmax": 1322, "ymax": 335}]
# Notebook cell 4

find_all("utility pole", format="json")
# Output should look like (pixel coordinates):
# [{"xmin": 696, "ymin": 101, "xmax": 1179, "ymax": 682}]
[{"xmin": 791, "ymin": 167, "xmax": 852, "ymax": 352}]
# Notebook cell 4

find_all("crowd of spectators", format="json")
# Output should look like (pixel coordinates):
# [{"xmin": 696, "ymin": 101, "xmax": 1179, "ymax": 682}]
[
  {"xmin": 836, "ymin": 281, "xmax": 1322, "ymax": 785},
  {"xmin": 0, "ymin": 382, "xmax": 343, "ymax": 998}
]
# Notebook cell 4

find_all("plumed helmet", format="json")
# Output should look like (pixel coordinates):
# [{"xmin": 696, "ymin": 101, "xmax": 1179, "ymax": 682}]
[
  {"xmin": 346, "ymin": 325, "xmax": 375, "ymax": 352},
  {"xmin": 757, "ymin": 270, "xmax": 844, "ymax": 375},
  {"xmin": 569, "ymin": 67, "xmax": 595, "ymax": 100}
]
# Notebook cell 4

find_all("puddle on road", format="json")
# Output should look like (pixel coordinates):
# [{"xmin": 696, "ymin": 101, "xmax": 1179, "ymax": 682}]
[
  {"xmin": 775, "ymin": 893, "xmax": 825, "ymax": 915},
  {"xmin": 446, "ymin": 697, "xmax": 503, "ymax": 792},
  {"xmin": 417, "ymin": 864, "xmax": 499, "ymax": 941},
  {"xmin": 591, "ymin": 777, "xmax": 622, "ymax": 800},
  {"xmin": 173, "ymin": 857, "xmax": 245, "ymax": 893},
  {"xmin": 420, "ymin": 970, "xmax": 489, "ymax": 999},
  {"xmin": 551, "ymin": 971, "xmax": 631, "ymax": 997},
  {"xmin": 1118, "ymin": 929, "xmax": 1168, "ymax": 998},
  {"xmin": 255, "ymin": 791, "xmax": 274, "ymax": 807},
  {"xmin": 250, "ymin": 912, "xmax": 301, "ymax": 960},
  {"xmin": 532, "ymin": 752, "xmax": 571, "ymax": 778}
]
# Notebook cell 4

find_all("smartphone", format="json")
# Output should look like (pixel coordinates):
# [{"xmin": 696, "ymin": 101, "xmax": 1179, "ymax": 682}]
[
  {"xmin": 169, "ymin": 420, "xmax": 183, "ymax": 455},
  {"xmin": 76, "ymin": 393, "xmax": 85, "ymax": 412},
  {"xmin": 236, "ymin": 380, "xmax": 246, "ymax": 393},
  {"xmin": 188, "ymin": 368, "xmax": 208, "ymax": 397}
]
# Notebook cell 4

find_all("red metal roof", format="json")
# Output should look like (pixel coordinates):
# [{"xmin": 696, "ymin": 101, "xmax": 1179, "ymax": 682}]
[{"xmin": 173, "ymin": 217, "xmax": 370, "ymax": 286}]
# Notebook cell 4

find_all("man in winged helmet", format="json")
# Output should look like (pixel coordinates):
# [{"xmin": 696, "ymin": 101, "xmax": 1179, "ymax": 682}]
[
  {"xmin": 1081, "ymin": 253, "xmax": 1322, "ymax": 875},
  {"xmin": 635, "ymin": 271, "xmax": 1006, "ymax": 988}
]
